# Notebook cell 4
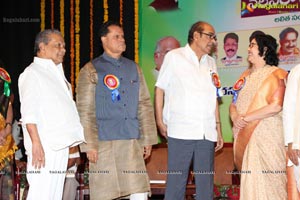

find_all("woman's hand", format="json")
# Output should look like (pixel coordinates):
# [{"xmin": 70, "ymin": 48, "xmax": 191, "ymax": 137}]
[
  {"xmin": 233, "ymin": 115, "xmax": 248, "ymax": 130},
  {"xmin": 232, "ymin": 115, "xmax": 248, "ymax": 139}
]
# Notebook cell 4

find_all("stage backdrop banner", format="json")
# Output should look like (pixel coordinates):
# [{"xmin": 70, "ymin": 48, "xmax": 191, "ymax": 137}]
[{"xmin": 139, "ymin": 0, "xmax": 300, "ymax": 142}]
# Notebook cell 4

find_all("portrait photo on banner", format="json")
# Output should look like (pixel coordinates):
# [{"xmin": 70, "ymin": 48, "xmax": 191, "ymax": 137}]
[{"xmin": 216, "ymin": 24, "xmax": 300, "ymax": 69}]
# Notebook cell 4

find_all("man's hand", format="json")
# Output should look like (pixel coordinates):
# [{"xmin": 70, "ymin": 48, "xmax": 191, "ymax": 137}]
[
  {"xmin": 287, "ymin": 144, "xmax": 300, "ymax": 166},
  {"xmin": 215, "ymin": 135, "xmax": 224, "ymax": 152},
  {"xmin": 32, "ymin": 142, "xmax": 45, "ymax": 169},
  {"xmin": 143, "ymin": 145, "xmax": 152, "ymax": 159},
  {"xmin": 87, "ymin": 149, "xmax": 98, "ymax": 163},
  {"xmin": 26, "ymin": 124, "xmax": 45, "ymax": 169},
  {"xmin": 157, "ymin": 122, "xmax": 168, "ymax": 139}
]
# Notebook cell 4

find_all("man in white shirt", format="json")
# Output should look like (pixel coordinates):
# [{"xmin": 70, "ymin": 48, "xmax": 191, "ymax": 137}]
[
  {"xmin": 155, "ymin": 21, "xmax": 223, "ymax": 200},
  {"xmin": 283, "ymin": 63, "xmax": 300, "ymax": 199},
  {"xmin": 18, "ymin": 29, "xmax": 85, "ymax": 200}
]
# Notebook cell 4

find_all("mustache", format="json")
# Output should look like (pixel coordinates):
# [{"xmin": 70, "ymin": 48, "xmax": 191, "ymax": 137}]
[
  {"xmin": 286, "ymin": 46, "xmax": 295, "ymax": 49},
  {"xmin": 226, "ymin": 49, "xmax": 235, "ymax": 52}
]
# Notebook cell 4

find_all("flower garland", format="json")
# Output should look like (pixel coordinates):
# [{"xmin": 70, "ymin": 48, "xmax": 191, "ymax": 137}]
[
  {"xmin": 120, "ymin": 0, "xmax": 123, "ymax": 26},
  {"xmin": 40, "ymin": 0, "xmax": 45, "ymax": 30},
  {"xmin": 134, "ymin": 0, "xmax": 139, "ymax": 63},
  {"xmin": 214, "ymin": 184, "xmax": 240, "ymax": 200},
  {"xmin": 89, "ymin": 0, "xmax": 94, "ymax": 59},
  {"xmin": 70, "ymin": 0, "xmax": 75, "ymax": 93},
  {"xmin": 103, "ymin": 0, "xmax": 108, "ymax": 22},
  {"xmin": 51, "ymin": 0, "xmax": 54, "ymax": 28},
  {"xmin": 75, "ymin": 0, "xmax": 80, "ymax": 88},
  {"xmin": 60, "ymin": 0, "xmax": 65, "ymax": 37}
]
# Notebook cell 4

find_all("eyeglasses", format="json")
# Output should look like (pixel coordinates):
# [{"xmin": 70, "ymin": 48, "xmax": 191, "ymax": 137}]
[
  {"xmin": 199, "ymin": 32, "xmax": 217, "ymax": 41},
  {"xmin": 249, "ymin": 42, "xmax": 258, "ymax": 48}
]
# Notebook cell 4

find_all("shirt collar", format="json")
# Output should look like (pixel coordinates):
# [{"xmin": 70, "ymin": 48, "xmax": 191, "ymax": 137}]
[
  {"xmin": 185, "ymin": 44, "xmax": 208, "ymax": 63},
  {"xmin": 225, "ymin": 55, "xmax": 238, "ymax": 60},
  {"xmin": 33, "ymin": 57, "xmax": 63, "ymax": 69},
  {"xmin": 102, "ymin": 52, "xmax": 123, "ymax": 66}
]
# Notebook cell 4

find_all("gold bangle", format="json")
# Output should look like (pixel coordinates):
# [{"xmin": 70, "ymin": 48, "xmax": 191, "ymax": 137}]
[{"xmin": 216, "ymin": 121, "xmax": 221, "ymax": 124}]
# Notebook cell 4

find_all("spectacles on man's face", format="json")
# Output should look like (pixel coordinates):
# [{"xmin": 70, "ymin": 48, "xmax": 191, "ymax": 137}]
[{"xmin": 199, "ymin": 32, "xmax": 217, "ymax": 41}]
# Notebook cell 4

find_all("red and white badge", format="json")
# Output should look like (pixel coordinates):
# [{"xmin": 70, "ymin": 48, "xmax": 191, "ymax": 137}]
[
  {"xmin": 233, "ymin": 77, "xmax": 245, "ymax": 92},
  {"xmin": 104, "ymin": 74, "xmax": 120, "ymax": 90},
  {"xmin": 0, "ymin": 68, "xmax": 11, "ymax": 83},
  {"xmin": 211, "ymin": 72, "xmax": 221, "ymax": 88}
]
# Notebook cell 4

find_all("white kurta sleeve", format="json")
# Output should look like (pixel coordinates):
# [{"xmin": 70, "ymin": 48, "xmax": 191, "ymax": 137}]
[{"xmin": 283, "ymin": 65, "xmax": 300, "ymax": 146}]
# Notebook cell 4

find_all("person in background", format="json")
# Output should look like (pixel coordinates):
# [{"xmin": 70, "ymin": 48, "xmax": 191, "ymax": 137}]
[
  {"xmin": 77, "ymin": 21, "xmax": 157, "ymax": 200},
  {"xmin": 18, "ymin": 29, "xmax": 85, "ymax": 200},
  {"xmin": 221, "ymin": 32, "xmax": 242, "ymax": 66},
  {"xmin": 278, "ymin": 27, "xmax": 299, "ymax": 57},
  {"xmin": 155, "ymin": 21, "xmax": 223, "ymax": 200},
  {"xmin": 0, "ymin": 66, "xmax": 17, "ymax": 200},
  {"xmin": 230, "ymin": 34, "xmax": 287, "ymax": 199},
  {"xmin": 153, "ymin": 36, "xmax": 180, "ymax": 79}
]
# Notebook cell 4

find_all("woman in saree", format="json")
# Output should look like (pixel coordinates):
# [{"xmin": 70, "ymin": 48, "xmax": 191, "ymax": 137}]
[
  {"xmin": 229, "ymin": 34, "xmax": 287, "ymax": 199},
  {"xmin": 0, "ymin": 67, "xmax": 17, "ymax": 199}
]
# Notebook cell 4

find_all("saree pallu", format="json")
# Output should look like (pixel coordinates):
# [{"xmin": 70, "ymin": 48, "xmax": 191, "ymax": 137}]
[{"xmin": 234, "ymin": 66, "xmax": 287, "ymax": 200}]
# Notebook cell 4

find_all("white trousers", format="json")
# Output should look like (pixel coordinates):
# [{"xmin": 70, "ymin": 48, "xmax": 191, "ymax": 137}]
[
  {"xmin": 129, "ymin": 192, "xmax": 148, "ymax": 200},
  {"xmin": 26, "ymin": 145, "xmax": 69, "ymax": 200}
]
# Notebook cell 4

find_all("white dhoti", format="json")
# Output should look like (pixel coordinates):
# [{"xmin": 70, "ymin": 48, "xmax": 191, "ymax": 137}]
[{"xmin": 26, "ymin": 145, "xmax": 69, "ymax": 200}]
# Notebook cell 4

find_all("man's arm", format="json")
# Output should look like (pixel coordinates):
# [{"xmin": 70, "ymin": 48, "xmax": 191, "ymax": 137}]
[
  {"xmin": 215, "ymin": 101, "xmax": 223, "ymax": 152},
  {"xmin": 76, "ymin": 63, "xmax": 99, "ymax": 163},
  {"xmin": 18, "ymin": 69, "xmax": 45, "ymax": 168},
  {"xmin": 154, "ymin": 86, "xmax": 167, "ymax": 139},
  {"xmin": 136, "ymin": 65, "xmax": 158, "ymax": 159},
  {"xmin": 26, "ymin": 123, "xmax": 45, "ymax": 169}
]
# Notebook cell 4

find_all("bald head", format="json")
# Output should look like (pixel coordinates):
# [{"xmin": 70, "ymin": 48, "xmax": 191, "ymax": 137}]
[{"xmin": 154, "ymin": 36, "xmax": 180, "ymax": 71}]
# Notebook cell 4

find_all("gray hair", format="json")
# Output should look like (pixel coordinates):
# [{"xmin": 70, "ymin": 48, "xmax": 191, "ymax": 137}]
[{"xmin": 34, "ymin": 29, "xmax": 62, "ymax": 55}]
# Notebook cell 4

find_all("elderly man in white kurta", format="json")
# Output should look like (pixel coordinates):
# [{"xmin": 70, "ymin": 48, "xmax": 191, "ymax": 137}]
[{"xmin": 18, "ymin": 29, "xmax": 85, "ymax": 200}]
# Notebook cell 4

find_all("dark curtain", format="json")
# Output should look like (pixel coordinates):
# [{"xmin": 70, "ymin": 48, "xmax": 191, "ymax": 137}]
[{"xmin": 0, "ymin": 0, "xmax": 136, "ymax": 120}]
